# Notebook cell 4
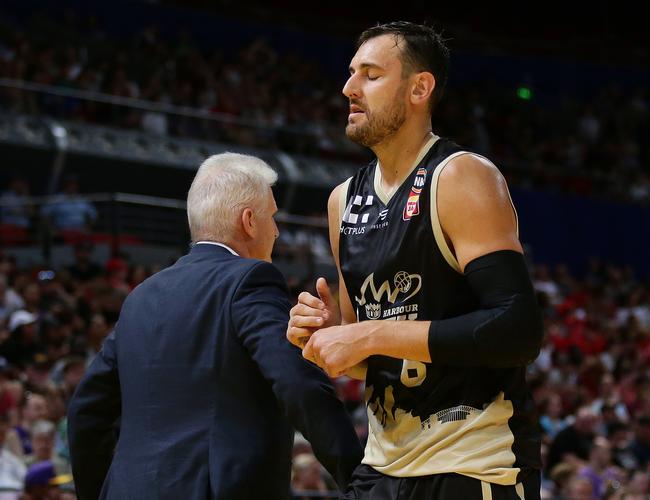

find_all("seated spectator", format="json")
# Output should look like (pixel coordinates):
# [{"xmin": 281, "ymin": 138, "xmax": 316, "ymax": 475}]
[
  {"xmin": 49, "ymin": 356, "xmax": 85, "ymax": 405},
  {"xmin": 628, "ymin": 415, "xmax": 650, "ymax": 470},
  {"xmin": 547, "ymin": 406, "xmax": 599, "ymax": 473},
  {"xmin": 0, "ymin": 412, "xmax": 25, "ymax": 498},
  {"xmin": 23, "ymin": 355, "xmax": 56, "ymax": 394},
  {"xmin": 546, "ymin": 462, "xmax": 577, "ymax": 499},
  {"xmin": 0, "ymin": 175, "xmax": 33, "ymax": 246},
  {"xmin": 104, "ymin": 256, "xmax": 130, "ymax": 294},
  {"xmin": 291, "ymin": 452, "xmax": 330, "ymax": 500},
  {"xmin": 22, "ymin": 460, "xmax": 74, "ymax": 500},
  {"xmin": 24, "ymin": 420, "xmax": 70, "ymax": 475},
  {"xmin": 540, "ymin": 393, "xmax": 570, "ymax": 443},
  {"xmin": 66, "ymin": 241, "xmax": 102, "ymax": 282},
  {"xmin": 564, "ymin": 474, "xmax": 594, "ymax": 500},
  {"xmin": 0, "ymin": 311, "xmax": 39, "ymax": 368},
  {"xmin": 590, "ymin": 373, "xmax": 630, "ymax": 427},
  {"xmin": 0, "ymin": 275, "xmax": 24, "ymax": 325},
  {"xmin": 40, "ymin": 175, "xmax": 97, "ymax": 243},
  {"xmin": 624, "ymin": 470, "xmax": 650, "ymax": 498},
  {"xmin": 82, "ymin": 313, "xmax": 110, "ymax": 364},
  {"xmin": 14, "ymin": 392, "xmax": 49, "ymax": 456},
  {"xmin": 607, "ymin": 422, "xmax": 638, "ymax": 470},
  {"xmin": 577, "ymin": 436, "xmax": 623, "ymax": 498}
]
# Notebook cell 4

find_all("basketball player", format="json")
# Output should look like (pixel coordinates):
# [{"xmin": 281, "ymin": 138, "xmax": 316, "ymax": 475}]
[{"xmin": 287, "ymin": 22, "xmax": 544, "ymax": 499}]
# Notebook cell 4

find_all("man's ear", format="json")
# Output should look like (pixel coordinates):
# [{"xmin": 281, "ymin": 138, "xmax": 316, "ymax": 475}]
[
  {"xmin": 411, "ymin": 72, "xmax": 435, "ymax": 108},
  {"xmin": 241, "ymin": 207, "xmax": 256, "ymax": 239}
]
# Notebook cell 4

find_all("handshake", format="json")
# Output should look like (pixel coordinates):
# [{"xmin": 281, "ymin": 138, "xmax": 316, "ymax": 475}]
[{"xmin": 286, "ymin": 277, "xmax": 368, "ymax": 379}]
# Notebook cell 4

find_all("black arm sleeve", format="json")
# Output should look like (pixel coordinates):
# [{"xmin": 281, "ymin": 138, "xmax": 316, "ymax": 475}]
[{"xmin": 428, "ymin": 250, "xmax": 543, "ymax": 368}]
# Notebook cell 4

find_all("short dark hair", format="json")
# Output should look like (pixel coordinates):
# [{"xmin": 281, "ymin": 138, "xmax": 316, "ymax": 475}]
[{"xmin": 357, "ymin": 21, "xmax": 450, "ymax": 113}]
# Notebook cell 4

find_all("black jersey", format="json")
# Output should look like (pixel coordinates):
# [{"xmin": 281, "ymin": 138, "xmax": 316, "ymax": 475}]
[{"xmin": 338, "ymin": 135, "xmax": 540, "ymax": 484}]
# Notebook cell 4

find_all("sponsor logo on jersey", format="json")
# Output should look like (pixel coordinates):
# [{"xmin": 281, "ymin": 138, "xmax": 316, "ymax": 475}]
[
  {"xmin": 383, "ymin": 303, "xmax": 418, "ymax": 319},
  {"xmin": 414, "ymin": 168, "xmax": 427, "ymax": 188},
  {"xmin": 341, "ymin": 226, "xmax": 366, "ymax": 235},
  {"xmin": 365, "ymin": 303, "xmax": 381, "ymax": 320},
  {"xmin": 341, "ymin": 194, "xmax": 390, "ymax": 234},
  {"xmin": 342, "ymin": 194, "xmax": 373, "ymax": 225},
  {"xmin": 403, "ymin": 194, "xmax": 420, "ymax": 220},
  {"xmin": 402, "ymin": 168, "xmax": 427, "ymax": 221},
  {"xmin": 354, "ymin": 271, "xmax": 422, "ymax": 306}
]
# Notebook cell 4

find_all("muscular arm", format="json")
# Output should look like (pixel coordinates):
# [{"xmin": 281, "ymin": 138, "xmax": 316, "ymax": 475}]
[
  {"xmin": 305, "ymin": 155, "xmax": 543, "ymax": 374},
  {"xmin": 327, "ymin": 183, "xmax": 367, "ymax": 379}
]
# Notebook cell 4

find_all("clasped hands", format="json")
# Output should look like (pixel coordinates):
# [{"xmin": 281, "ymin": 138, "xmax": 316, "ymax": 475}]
[{"xmin": 286, "ymin": 277, "xmax": 370, "ymax": 378}]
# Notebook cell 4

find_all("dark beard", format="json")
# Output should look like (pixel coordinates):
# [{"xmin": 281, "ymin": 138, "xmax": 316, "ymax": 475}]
[{"xmin": 345, "ymin": 94, "xmax": 406, "ymax": 148}]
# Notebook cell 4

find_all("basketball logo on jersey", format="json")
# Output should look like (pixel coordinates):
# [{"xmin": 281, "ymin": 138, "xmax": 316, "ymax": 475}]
[
  {"xmin": 403, "ymin": 168, "xmax": 427, "ymax": 221},
  {"xmin": 354, "ymin": 271, "xmax": 422, "ymax": 309}
]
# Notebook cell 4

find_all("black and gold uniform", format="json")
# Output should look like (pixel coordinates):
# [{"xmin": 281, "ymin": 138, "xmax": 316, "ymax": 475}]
[{"xmin": 338, "ymin": 135, "xmax": 541, "ymax": 497}]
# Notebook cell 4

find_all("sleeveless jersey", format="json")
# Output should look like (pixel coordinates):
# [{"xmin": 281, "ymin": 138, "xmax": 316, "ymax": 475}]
[{"xmin": 338, "ymin": 134, "xmax": 541, "ymax": 485}]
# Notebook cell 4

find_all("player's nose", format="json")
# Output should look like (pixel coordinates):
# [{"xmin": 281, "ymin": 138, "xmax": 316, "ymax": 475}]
[{"xmin": 342, "ymin": 75, "xmax": 360, "ymax": 99}]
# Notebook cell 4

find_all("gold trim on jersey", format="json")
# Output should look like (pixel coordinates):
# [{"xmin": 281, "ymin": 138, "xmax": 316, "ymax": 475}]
[
  {"xmin": 515, "ymin": 482, "xmax": 526, "ymax": 499},
  {"xmin": 481, "ymin": 481, "xmax": 493, "ymax": 500},
  {"xmin": 374, "ymin": 134, "xmax": 440, "ymax": 205},
  {"xmin": 362, "ymin": 391, "xmax": 520, "ymax": 485},
  {"xmin": 429, "ymin": 152, "xmax": 520, "ymax": 274},
  {"xmin": 338, "ymin": 177, "xmax": 353, "ymax": 229}
]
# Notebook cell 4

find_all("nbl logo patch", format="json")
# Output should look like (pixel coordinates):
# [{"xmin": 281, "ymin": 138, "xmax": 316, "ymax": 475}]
[
  {"xmin": 413, "ymin": 168, "xmax": 426, "ymax": 191},
  {"xmin": 403, "ymin": 168, "xmax": 427, "ymax": 221}
]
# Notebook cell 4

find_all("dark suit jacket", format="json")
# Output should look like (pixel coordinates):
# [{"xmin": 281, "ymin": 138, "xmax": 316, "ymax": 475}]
[{"xmin": 67, "ymin": 243, "xmax": 362, "ymax": 500}]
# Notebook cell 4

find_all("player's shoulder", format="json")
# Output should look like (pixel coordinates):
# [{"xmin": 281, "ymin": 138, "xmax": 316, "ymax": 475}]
[
  {"xmin": 328, "ymin": 178, "xmax": 350, "ymax": 207},
  {"xmin": 440, "ymin": 152, "xmax": 505, "ymax": 190}
]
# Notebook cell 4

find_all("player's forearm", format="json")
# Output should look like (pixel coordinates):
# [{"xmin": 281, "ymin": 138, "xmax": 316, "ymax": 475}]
[
  {"xmin": 362, "ymin": 320, "xmax": 432, "ymax": 363},
  {"xmin": 358, "ymin": 252, "xmax": 542, "ymax": 369},
  {"xmin": 341, "ymin": 316, "xmax": 368, "ymax": 379}
]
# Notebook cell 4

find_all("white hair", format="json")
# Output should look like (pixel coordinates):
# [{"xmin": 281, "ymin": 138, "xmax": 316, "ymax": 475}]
[{"xmin": 187, "ymin": 153, "xmax": 278, "ymax": 242}]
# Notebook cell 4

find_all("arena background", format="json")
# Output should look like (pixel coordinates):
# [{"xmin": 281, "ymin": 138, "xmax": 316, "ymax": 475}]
[{"xmin": 0, "ymin": 1, "xmax": 648, "ymax": 498}]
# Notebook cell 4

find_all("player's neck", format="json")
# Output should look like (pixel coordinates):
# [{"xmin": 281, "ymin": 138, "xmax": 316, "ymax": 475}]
[{"xmin": 373, "ymin": 122, "xmax": 433, "ymax": 188}]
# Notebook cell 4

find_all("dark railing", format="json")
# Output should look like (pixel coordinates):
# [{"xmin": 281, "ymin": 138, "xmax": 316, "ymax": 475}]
[{"xmin": 0, "ymin": 192, "xmax": 331, "ymax": 269}]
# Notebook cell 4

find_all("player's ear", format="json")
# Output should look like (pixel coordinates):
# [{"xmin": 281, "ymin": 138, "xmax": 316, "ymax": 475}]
[{"xmin": 411, "ymin": 72, "xmax": 435, "ymax": 108}]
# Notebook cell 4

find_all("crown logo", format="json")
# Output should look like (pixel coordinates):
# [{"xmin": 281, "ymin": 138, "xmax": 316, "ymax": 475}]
[{"xmin": 365, "ymin": 303, "xmax": 381, "ymax": 320}]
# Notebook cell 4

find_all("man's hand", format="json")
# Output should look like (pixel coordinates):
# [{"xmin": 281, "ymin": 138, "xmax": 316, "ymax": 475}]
[
  {"xmin": 287, "ymin": 277, "xmax": 341, "ymax": 348},
  {"xmin": 302, "ymin": 322, "xmax": 373, "ymax": 378}
]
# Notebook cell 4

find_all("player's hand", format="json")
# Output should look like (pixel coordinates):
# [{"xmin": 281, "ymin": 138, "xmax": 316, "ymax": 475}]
[
  {"xmin": 302, "ymin": 323, "xmax": 370, "ymax": 378},
  {"xmin": 287, "ymin": 277, "xmax": 340, "ymax": 348}
]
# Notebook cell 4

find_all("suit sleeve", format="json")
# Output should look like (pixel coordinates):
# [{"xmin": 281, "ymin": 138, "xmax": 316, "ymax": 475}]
[
  {"xmin": 67, "ymin": 330, "xmax": 121, "ymax": 500},
  {"xmin": 231, "ymin": 262, "xmax": 363, "ymax": 490}
]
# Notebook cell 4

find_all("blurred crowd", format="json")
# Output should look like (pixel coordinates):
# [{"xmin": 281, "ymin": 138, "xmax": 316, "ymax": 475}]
[
  {"xmin": 0, "ymin": 9, "xmax": 648, "ymax": 204},
  {"xmin": 530, "ymin": 260, "xmax": 650, "ymax": 499},
  {"xmin": 0, "ymin": 175, "xmax": 98, "ymax": 250},
  {"xmin": 0, "ymin": 5, "xmax": 649, "ymax": 500},
  {"xmin": 1, "ymin": 232, "xmax": 650, "ymax": 498},
  {"xmin": 0, "ymin": 244, "xmax": 133, "ymax": 499}
]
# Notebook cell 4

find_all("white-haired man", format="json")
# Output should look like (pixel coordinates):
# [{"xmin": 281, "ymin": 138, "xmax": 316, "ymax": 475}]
[{"xmin": 67, "ymin": 153, "xmax": 362, "ymax": 500}]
